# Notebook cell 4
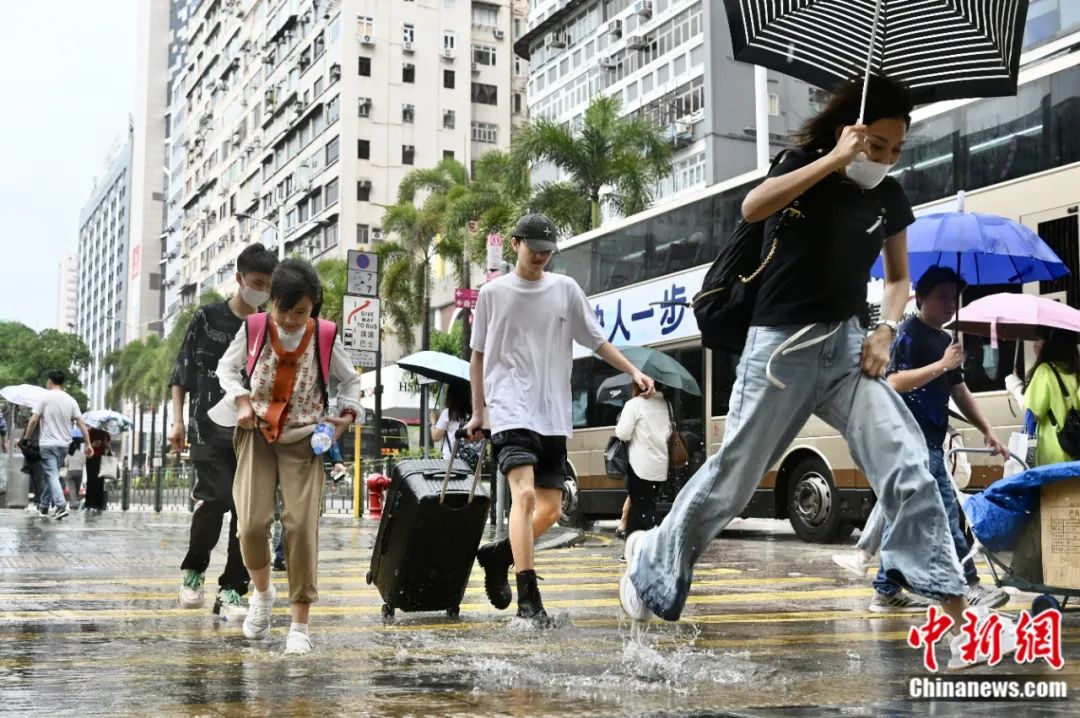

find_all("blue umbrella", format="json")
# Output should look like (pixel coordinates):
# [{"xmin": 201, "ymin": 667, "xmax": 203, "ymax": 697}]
[{"xmin": 870, "ymin": 203, "xmax": 1069, "ymax": 285}]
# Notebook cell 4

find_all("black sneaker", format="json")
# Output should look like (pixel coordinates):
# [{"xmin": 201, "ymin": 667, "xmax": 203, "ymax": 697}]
[
  {"xmin": 515, "ymin": 570, "xmax": 552, "ymax": 627},
  {"xmin": 477, "ymin": 541, "xmax": 513, "ymax": 610},
  {"xmin": 53, "ymin": 508, "xmax": 70, "ymax": 520},
  {"xmin": 273, "ymin": 557, "xmax": 287, "ymax": 571}
]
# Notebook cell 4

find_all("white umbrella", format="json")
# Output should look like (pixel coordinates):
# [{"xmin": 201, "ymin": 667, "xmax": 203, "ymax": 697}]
[
  {"xmin": 83, "ymin": 409, "xmax": 134, "ymax": 434},
  {"xmin": 0, "ymin": 384, "xmax": 47, "ymax": 408}
]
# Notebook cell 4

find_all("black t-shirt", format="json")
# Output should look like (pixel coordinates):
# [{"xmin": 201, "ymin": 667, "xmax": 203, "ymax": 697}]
[
  {"xmin": 750, "ymin": 149, "xmax": 916, "ymax": 326},
  {"xmin": 170, "ymin": 301, "xmax": 243, "ymax": 445},
  {"xmin": 888, "ymin": 316, "xmax": 964, "ymax": 448}
]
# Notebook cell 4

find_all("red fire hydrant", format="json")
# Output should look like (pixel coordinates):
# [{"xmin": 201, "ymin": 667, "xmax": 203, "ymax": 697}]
[{"xmin": 365, "ymin": 474, "xmax": 392, "ymax": 520}]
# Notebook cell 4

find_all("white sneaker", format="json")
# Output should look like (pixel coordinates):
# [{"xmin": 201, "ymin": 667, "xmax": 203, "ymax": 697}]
[
  {"xmin": 243, "ymin": 585, "xmax": 276, "ymax": 640},
  {"xmin": 214, "ymin": 589, "xmax": 248, "ymax": 621},
  {"xmin": 178, "ymin": 570, "xmax": 205, "ymax": 608},
  {"xmin": 284, "ymin": 628, "xmax": 312, "ymax": 656},
  {"xmin": 619, "ymin": 530, "xmax": 653, "ymax": 623},
  {"xmin": 832, "ymin": 550, "xmax": 874, "ymax": 577},
  {"xmin": 948, "ymin": 607, "xmax": 1019, "ymax": 670}
]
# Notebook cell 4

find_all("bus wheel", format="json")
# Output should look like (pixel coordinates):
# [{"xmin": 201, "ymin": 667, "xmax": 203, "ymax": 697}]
[
  {"xmin": 786, "ymin": 458, "xmax": 852, "ymax": 544},
  {"xmin": 559, "ymin": 474, "xmax": 592, "ymax": 530}
]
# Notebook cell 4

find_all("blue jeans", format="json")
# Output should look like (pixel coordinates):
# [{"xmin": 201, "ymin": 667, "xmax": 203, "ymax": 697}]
[
  {"xmin": 629, "ymin": 319, "xmax": 967, "ymax": 621},
  {"xmin": 857, "ymin": 499, "xmax": 886, "ymax": 555},
  {"xmin": 37, "ymin": 445, "xmax": 69, "ymax": 513},
  {"xmin": 874, "ymin": 445, "xmax": 977, "ymax": 595}
]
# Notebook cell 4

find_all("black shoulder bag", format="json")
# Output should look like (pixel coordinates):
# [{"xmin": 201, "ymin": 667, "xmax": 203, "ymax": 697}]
[{"xmin": 1046, "ymin": 364, "xmax": 1080, "ymax": 458}]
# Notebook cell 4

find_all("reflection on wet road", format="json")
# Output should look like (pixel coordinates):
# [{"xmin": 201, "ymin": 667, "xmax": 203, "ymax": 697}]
[{"xmin": 1, "ymin": 512, "xmax": 1077, "ymax": 717}]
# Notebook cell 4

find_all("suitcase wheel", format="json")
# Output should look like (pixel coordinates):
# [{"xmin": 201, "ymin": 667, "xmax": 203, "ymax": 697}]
[
  {"xmin": 446, "ymin": 606, "xmax": 460, "ymax": 619},
  {"xmin": 381, "ymin": 604, "xmax": 395, "ymax": 619},
  {"xmin": 365, "ymin": 571, "xmax": 373, "ymax": 585}
]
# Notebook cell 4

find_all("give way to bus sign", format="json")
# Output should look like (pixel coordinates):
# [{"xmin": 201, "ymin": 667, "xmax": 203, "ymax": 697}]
[{"xmin": 342, "ymin": 296, "xmax": 380, "ymax": 352}]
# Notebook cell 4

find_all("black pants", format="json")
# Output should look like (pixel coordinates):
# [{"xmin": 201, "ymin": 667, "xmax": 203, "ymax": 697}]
[
  {"xmin": 180, "ymin": 440, "xmax": 249, "ymax": 594},
  {"xmin": 626, "ymin": 466, "xmax": 661, "ymax": 535},
  {"xmin": 85, "ymin": 457, "xmax": 106, "ymax": 510}
]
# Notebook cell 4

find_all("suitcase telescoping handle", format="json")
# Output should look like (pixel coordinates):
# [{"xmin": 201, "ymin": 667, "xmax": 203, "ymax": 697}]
[{"xmin": 439, "ymin": 428, "xmax": 490, "ymax": 505}]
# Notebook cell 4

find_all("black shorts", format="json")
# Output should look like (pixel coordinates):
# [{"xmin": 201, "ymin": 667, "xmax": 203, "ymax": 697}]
[{"xmin": 491, "ymin": 430, "xmax": 568, "ymax": 491}]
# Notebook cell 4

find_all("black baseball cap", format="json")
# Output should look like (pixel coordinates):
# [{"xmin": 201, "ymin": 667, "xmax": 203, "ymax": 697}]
[{"xmin": 512, "ymin": 213, "xmax": 559, "ymax": 253}]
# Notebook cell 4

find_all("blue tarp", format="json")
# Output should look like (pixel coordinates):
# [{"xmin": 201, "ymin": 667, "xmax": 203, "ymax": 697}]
[{"xmin": 964, "ymin": 461, "xmax": 1080, "ymax": 552}]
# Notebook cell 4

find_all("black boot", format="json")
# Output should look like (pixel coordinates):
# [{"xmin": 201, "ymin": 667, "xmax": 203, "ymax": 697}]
[
  {"xmin": 476, "ymin": 539, "xmax": 513, "ymax": 610},
  {"xmin": 515, "ymin": 569, "xmax": 552, "ymax": 626}
]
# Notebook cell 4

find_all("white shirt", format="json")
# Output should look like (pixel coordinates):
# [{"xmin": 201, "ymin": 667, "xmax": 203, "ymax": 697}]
[
  {"xmin": 614, "ymin": 393, "xmax": 671, "ymax": 482},
  {"xmin": 470, "ymin": 271, "xmax": 607, "ymax": 437},
  {"xmin": 435, "ymin": 409, "xmax": 462, "ymax": 460},
  {"xmin": 32, "ymin": 389, "xmax": 81, "ymax": 448},
  {"xmin": 208, "ymin": 320, "xmax": 363, "ymax": 443}
]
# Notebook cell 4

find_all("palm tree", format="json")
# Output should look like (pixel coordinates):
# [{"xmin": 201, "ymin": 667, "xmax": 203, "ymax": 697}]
[
  {"xmin": 315, "ymin": 259, "xmax": 348, "ymax": 325},
  {"xmin": 511, "ymin": 94, "xmax": 673, "ymax": 231}
]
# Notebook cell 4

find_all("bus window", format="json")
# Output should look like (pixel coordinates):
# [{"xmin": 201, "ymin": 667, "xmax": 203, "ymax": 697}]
[
  {"xmin": 571, "ymin": 359, "xmax": 590, "ymax": 429},
  {"xmin": 588, "ymin": 357, "xmax": 624, "ymax": 428},
  {"xmin": 337, "ymin": 420, "xmax": 410, "ymax": 464},
  {"xmin": 959, "ymin": 283, "xmax": 1023, "ymax": 393},
  {"xmin": 657, "ymin": 346, "xmax": 705, "ymax": 471}
]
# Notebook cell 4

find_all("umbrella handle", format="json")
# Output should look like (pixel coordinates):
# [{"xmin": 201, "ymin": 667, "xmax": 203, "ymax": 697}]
[{"xmin": 857, "ymin": 0, "xmax": 885, "ymax": 124}]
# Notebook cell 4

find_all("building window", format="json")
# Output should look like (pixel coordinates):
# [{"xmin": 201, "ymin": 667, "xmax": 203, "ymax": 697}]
[
  {"xmin": 357, "ymin": 16, "xmax": 374, "ymax": 36},
  {"xmin": 513, "ymin": 92, "xmax": 523, "ymax": 114},
  {"xmin": 402, "ymin": 145, "xmax": 415, "ymax": 165},
  {"xmin": 314, "ymin": 31, "xmax": 325, "ymax": 58},
  {"xmin": 471, "ymin": 82, "xmax": 498, "ymax": 105},
  {"xmin": 443, "ymin": 70, "xmax": 455, "ymax": 89},
  {"xmin": 403, "ymin": 63, "xmax": 415, "ymax": 83},
  {"xmin": 358, "ymin": 97, "xmax": 371, "ymax": 118},
  {"xmin": 471, "ymin": 121, "xmax": 498, "ymax": 143},
  {"xmin": 357, "ymin": 139, "xmax": 370, "ymax": 159},
  {"xmin": 403, "ymin": 23, "xmax": 415, "ymax": 44},
  {"xmin": 402, "ymin": 104, "xmax": 415, "ymax": 123},
  {"xmin": 325, "ymin": 136, "xmax": 340, "ymax": 164},
  {"xmin": 473, "ymin": 44, "xmax": 497, "ymax": 66},
  {"xmin": 472, "ymin": 2, "xmax": 498, "ymax": 28},
  {"xmin": 443, "ymin": 31, "xmax": 456, "ymax": 51},
  {"xmin": 514, "ymin": 57, "xmax": 525, "ymax": 76},
  {"xmin": 769, "ymin": 93, "xmax": 780, "ymax": 116},
  {"xmin": 324, "ymin": 222, "xmax": 338, "ymax": 250},
  {"xmin": 357, "ymin": 181, "xmax": 371, "ymax": 202},
  {"xmin": 443, "ymin": 150, "xmax": 454, "ymax": 159},
  {"xmin": 357, "ymin": 224, "xmax": 370, "ymax": 244},
  {"xmin": 325, "ymin": 178, "xmax": 339, "ymax": 205},
  {"xmin": 326, "ymin": 95, "xmax": 340, "ymax": 122},
  {"xmin": 314, "ymin": 76, "xmax": 325, "ymax": 97},
  {"xmin": 358, "ymin": 56, "xmax": 371, "ymax": 76},
  {"xmin": 443, "ymin": 109, "xmax": 455, "ymax": 129}
]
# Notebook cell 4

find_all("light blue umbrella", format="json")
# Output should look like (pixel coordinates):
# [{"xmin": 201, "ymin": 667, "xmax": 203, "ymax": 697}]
[
  {"xmin": 396, "ymin": 351, "xmax": 471, "ymax": 385},
  {"xmin": 83, "ymin": 410, "xmax": 134, "ymax": 434}
]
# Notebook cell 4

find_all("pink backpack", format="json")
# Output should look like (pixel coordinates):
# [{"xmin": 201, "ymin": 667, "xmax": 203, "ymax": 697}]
[{"xmin": 244, "ymin": 313, "xmax": 337, "ymax": 407}]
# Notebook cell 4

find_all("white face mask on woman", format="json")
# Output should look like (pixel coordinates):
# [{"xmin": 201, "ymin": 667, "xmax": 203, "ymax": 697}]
[{"xmin": 844, "ymin": 154, "xmax": 895, "ymax": 190}]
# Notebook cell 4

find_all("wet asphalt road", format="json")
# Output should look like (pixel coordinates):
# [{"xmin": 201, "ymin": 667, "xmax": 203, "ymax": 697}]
[{"xmin": 1, "ymin": 510, "xmax": 1078, "ymax": 717}]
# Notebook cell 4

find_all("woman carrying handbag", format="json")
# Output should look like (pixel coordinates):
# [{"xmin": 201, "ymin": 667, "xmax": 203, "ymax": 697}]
[
  {"xmin": 84, "ymin": 427, "xmax": 113, "ymax": 512},
  {"xmin": 613, "ymin": 384, "xmax": 674, "ymax": 535}
]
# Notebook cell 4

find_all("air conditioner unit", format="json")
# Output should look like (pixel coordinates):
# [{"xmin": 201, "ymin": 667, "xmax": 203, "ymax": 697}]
[
  {"xmin": 626, "ymin": 33, "xmax": 648, "ymax": 50},
  {"xmin": 293, "ymin": 101, "xmax": 305, "ymax": 116},
  {"xmin": 664, "ymin": 121, "xmax": 693, "ymax": 149},
  {"xmin": 493, "ymin": 28, "xmax": 505, "ymax": 39},
  {"xmin": 371, "ymin": 227, "xmax": 383, "ymax": 241},
  {"xmin": 217, "ymin": 238, "xmax": 227, "ymax": 249},
  {"xmin": 598, "ymin": 57, "xmax": 618, "ymax": 70},
  {"xmin": 357, "ymin": 179, "xmax": 372, "ymax": 190},
  {"xmin": 329, "ymin": 63, "xmax": 341, "ymax": 81},
  {"xmin": 442, "ymin": 47, "xmax": 455, "ymax": 60},
  {"xmin": 607, "ymin": 19, "xmax": 623, "ymax": 38},
  {"xmin": 231, "ymin": 130, "xmax": 242, "ymax": 146},
  {"xmin": 633, "ymin": 0, "xmax": 653, "ymax": 18},
  {"xmin": 360, "ymin": 34, "xmax": 375, "ymax": 45},
  {"xmin": 403, "ymin": 144, "xmax": 415, "ymax": 153},
  {"xmin": 298, "ymin": 55, "xmax": 310, "ymax": 69},
  {"xmin": 545, "ymin": 32, "xmax": 568, "ymax": 49},
  {"xmin": 358, "ymin": 97, "xmax": 372, "ymax": 117},
  {"xmin": 403, "ymin": 41, "xmax": 414, "ymax": 53},
  {"xmin": 471, "ymin": 62, "xmax": 479, "ymax": 73},
  {"xmin": 264, "ymin": 88, "xmax": 277, "ymax": 106}
]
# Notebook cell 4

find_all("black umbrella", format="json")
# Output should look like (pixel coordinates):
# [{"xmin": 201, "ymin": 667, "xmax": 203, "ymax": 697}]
[{"xmin": 723, "ymin": 0, "xmax": 1030, "ymax": 107}]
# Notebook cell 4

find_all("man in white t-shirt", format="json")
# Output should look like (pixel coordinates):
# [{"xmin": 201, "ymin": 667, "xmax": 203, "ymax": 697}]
[
  {"xmin": 24, "ymin": 371, "xmax": 94, "ymax": 520},
  {"xmin": 464, "ymin": 213, "xmax": 654, "ymax": 625}
]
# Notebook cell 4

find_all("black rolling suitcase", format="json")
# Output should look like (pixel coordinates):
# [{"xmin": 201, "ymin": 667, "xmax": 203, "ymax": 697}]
[{"xmin": 366, "ymin": 433, "xmax": 490, "ymax": 618}]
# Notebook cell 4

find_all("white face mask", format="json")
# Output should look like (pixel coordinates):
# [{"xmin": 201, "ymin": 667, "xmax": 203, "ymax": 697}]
[
  {"xmin": 844, "ymin": 155, "xmax": 895, "ymax": 189},
  {"xmin": 240, "ymin": 285, "xmax": 270, "ymax": 309}
]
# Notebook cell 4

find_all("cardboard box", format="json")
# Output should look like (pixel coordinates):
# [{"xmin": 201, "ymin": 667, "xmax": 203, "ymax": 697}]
[{"xmin": 1040, "ymin": 479, "xmax": 1080, "ymax": 591}]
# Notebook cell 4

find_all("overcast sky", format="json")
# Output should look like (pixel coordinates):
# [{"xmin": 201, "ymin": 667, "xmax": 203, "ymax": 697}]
[{"xmin": 0, "ymin": 0, "xmax": 136, "ymax": 332}]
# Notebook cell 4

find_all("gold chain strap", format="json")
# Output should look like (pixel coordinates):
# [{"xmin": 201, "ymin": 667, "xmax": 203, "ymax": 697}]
[{"xmin": 737, "ymin": 206, "xmax": 802, "ymax": 284}]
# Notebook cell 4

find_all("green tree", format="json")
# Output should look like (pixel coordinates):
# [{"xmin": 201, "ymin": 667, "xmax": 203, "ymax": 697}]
[
  {"xmin": 511, "ymin": 94, "xmax": 672, "ymax": 231},
  {"xmin": 315, "ymin": 259, "xmax": 348, "ymax": 325},
  {"xmin": 0, "ymin": 322, "xmax": 92, "ymax": 408}
]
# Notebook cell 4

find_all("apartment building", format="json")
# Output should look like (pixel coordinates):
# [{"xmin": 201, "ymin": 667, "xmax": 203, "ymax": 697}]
[
  {"xmin": 516, "ymin": 0, "xmax": 816, "ymax": 202},
  {"xmin": 75, "ymin": 134, "xmax": 133, "ymax": 409},
  {"xmin": 173, "ymin": 0, "xmax": 524, "ymax": 323},
  {"xmin": 57, "ymin": 254, "xmax": 78, "ymax": 334},
  {"xmin": 162, "ymin": 0, "xmax": 194, "ymax": 331}
]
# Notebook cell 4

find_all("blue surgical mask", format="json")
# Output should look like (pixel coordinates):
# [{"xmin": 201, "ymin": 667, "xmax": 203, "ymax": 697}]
[{"xmin": 982, "ymin": 345, "xmax": 999, "ymax": 377}]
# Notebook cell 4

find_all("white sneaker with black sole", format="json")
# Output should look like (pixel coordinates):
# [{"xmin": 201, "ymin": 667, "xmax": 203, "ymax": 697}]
[
  {"xmin": 831, "ymin": 550, "xmax": 874, "ymax": 577},
  {"xmin": 618, "ymin": 530, "xmax": 653, "ymax": 623},
  {"xmin": 868, "ymin": 590, "xmax": 931, "ymax": 613},
  {"xmin": 52, "ymin": 507, "xmax": 70, "ymax": 521},
  {"xmin": 948, "ymin": 606, "xmax": 1019, "ymax": 670},
  {"xmin": 243, "ymin": 585, "xmax": 276, "ymax": 640},
  {"xmin": 966, "ymin": 583, "xmax": 1010, "ymax": 609}
]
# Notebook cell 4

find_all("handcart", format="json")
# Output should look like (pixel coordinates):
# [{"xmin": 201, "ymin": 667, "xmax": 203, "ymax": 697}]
[{"xmin": 946, "ymin": 447, "xmax": 1080, "ymax": 615}]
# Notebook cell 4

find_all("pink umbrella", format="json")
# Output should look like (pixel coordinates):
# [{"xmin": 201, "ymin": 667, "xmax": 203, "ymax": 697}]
[{"xmin": 945, "ymin": 293, "xmax": 1080, "ymax": 342}]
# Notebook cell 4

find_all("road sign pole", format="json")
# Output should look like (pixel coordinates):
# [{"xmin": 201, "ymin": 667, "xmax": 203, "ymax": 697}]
[
  {"xmin": 343, "ymin": 250, "xmax": 382, "ymax": 508},
  {"xmin": 353, "ymin": 369, "xmax": 363, "ymax": 520}
]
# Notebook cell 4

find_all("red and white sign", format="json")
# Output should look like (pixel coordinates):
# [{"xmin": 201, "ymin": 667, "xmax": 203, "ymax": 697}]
[
  {"xmin": 454, "ymin": 288, "xmax": 480, "ymax": 309},
  {"xmin": 342, "ymin": 296, "xmax": 380, "ymax": 352},
  {"xmin": 130, "ymin": 245, "xmax": 141, "ymax": 280}
]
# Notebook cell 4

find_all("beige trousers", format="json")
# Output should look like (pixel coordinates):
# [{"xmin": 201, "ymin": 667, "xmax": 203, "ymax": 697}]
[{"xmin": 233, "ymin": 428, "xmax": 324, "ymax": 603}]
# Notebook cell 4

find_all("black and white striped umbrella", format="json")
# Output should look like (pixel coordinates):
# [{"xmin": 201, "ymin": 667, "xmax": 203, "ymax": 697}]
[{"xmin": 723, "ymin": 0, "xmax": 1030, "ymax": 106}]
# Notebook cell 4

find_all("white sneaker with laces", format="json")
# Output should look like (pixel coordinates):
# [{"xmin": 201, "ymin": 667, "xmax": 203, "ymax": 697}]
[
  {"xmin": 285, "ymin": 628, "xmax": 312, "ymax": 655},
  {"xmin": 619, "ymin": 530, "xmax": 653, "ymax": 623},
  {"xmin": 948, "ymin": 606, "xmax": 1019, "ymax": 670},
  {"xmin": 178, "ymin": 570, "xmax": 205, "ymax": 609},
  {"xmin": 214, "ymin": 589, "xmax": 248, "ymax": 621},
  {"xmin": 243, "ymin": 585, "xmax": 276, "ymax": 640},
  {"xmin": 831, "ymin": 550, "xmax": 874, "ymax": 577}
]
